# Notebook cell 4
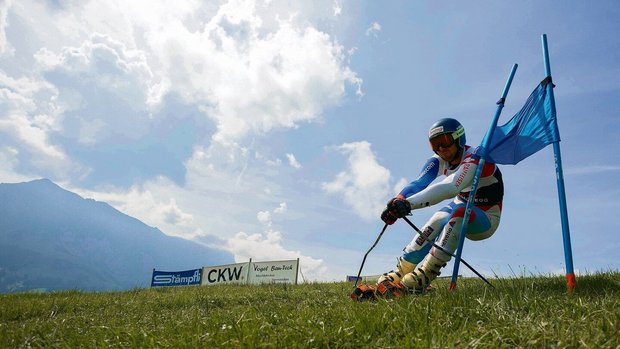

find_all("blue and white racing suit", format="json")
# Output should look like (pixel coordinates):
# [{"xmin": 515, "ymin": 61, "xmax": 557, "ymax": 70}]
[{"xmin": 398, "ymin": 145, "xmax": 504, "ymax": 265}]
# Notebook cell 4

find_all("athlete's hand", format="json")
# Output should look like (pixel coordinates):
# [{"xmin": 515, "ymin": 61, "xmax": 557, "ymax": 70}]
[
  {"xmin": 381, "ymin": 208, "xmax": 398, "ymax": 225},
  {"xmin": 387, "ymin": 198, "xmax": 411, "ymax": 218}
]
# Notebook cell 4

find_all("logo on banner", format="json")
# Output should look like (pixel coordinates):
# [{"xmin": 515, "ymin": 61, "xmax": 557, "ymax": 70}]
[
  {"xmin": 248, "ymin": 260, "xmax": 298, "ymax": 284},
  {"xmin": 197, "ymin": 259, "xmax": 300, "ymax": 286},
  {"xmin": 203, "ymin": 265, "xmax": 246, "ymax": 284},
  {"xmin": 151, "ymin": 269, "xmax": 202, "ymax": 287}
]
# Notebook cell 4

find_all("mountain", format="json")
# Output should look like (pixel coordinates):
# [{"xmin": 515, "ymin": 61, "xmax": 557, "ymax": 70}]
[{"xmin": 0, "ymin": 179, "xmax": 233, "ymax": 293}]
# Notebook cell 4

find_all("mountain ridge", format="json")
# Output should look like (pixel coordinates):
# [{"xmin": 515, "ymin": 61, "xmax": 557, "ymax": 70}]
[{"xmin": 0, "ymin": 178, "xmax": 233, "ymax": 293}]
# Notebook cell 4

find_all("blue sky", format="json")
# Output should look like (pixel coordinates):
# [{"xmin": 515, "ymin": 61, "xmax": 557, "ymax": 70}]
[{"xmin": 1, "ymin": 0, "xmax": 619, "ymax": 281}]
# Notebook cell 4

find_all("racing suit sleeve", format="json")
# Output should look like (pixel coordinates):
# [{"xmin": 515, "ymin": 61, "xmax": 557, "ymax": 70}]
[
  {"xmin": 397, "ymin": 157, "xmax": 441, "ymax": 198},
  {"xmin": 405, "ymin": 155, "xmax": 477, "ymax": 209}
]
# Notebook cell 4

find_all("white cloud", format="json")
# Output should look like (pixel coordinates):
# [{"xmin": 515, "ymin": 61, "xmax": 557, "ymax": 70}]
[
  {"xmin": 257, "ymin": 210, "xmax": 272, "ymax": 225},
  {"xmin": 185, "ymin": 142, "xmax": 255, "ymax": 193},
  {"xmin": 322, "ymin": 141, "xmax": 391, "ymax": 220},
  {"xmin": 274, "ymin": 202, "xmax": 287, "ymax": 213},
  {"xmin": 2, "ymin": 0, "xmax": 362, "ymax": 181},
  {"xmin": 0, "ymin": 0, "xmax": 12, "ymax": 55},
  {"xmin": 0, "ymin": 72, "xmax": 81, "ymax": 177},
  {"xmin": 0, "ymin": 72, "xmax": 61, "ymax": 127},
  {"xmin": 72, "ymin": 178, "xmax": 201, "ymax": 239},
  {"xmin": 333, "ymin": 1, "xmax": 342, "ymax": 17},
  {"xmin": 73, "ymin": 166, "xmax": 333, "ymax": 280},
  {"xmin": 0, "ymin": 0, "xmax": 360, "ymax": 282},
  {"xmin": 147, "ymin": 0, "xmax": 362, "ymax": 143},
  {"xmin": 257, "ymin": 202, "xmax": 287, "ymax": 227},
  {"xmin": 365, "ymin": 21, "xmax": 381, "ymax": 37},
  {"xmin": 221, "ymin": 230, "xmax": 327, "ymax": 281},
  {"xmin": 161, "ymin": 198, "xmax": 195, "ymax": 226},
  {"xmin": 0, "ymin": 114, "xmax": 65, "ymax": 160},
  {"xmin": 286, "ymin": 153, "xmax": 302, "ymax": 169},
  {"xmin": 33, "ymin": 33, "xmax": 161, "ymax": 144},
  {"xmin": 0, "ymin": 146, "xmax": 30, "ymax": 183},
  {"xmin": 564, "ymin": 165, "xmax": 620, "ymax": 176},
  {"xmin": 35, "ymin": 33, "xmax": 158, "ymax": 103}
]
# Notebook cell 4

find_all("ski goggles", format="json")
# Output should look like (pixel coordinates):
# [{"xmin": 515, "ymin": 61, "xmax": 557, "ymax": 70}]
[{"xmin": 429, "ymin": 133, "xmax": 455, "ymax": 151}]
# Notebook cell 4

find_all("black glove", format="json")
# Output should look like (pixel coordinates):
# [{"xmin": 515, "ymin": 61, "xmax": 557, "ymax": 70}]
[
  {"xmin": 381, "ymin": 208, "xmax": 398, "ymax": 225},
  {"xmin": 387, "ymin": 198, "xmax": 411, "ymax": 218}
]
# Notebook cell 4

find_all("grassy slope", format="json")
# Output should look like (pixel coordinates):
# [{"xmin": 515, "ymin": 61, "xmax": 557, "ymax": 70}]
[{"xmin": 1, "ymin": 272, "xmax": 618, "ymax": 348}]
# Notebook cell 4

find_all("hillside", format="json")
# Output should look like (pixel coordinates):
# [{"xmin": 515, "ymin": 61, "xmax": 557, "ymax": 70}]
[
  {"xmin": 0, "ymin": 179, "xmax": 233, "ymax": 292},
  {"xmin": 0, "ymin": 273, "xmax": 618, "ymax": 347}
]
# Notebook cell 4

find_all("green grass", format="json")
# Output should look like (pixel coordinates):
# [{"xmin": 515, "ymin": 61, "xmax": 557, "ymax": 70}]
[{"xmin": 1, "ymin": 272, "xmax": 619, "ymax": 348}]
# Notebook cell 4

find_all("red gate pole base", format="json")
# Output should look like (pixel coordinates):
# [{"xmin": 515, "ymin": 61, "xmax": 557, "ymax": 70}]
[{"xmin": 566, "ymin": 273, "xmax": 576, "ymax": 293}]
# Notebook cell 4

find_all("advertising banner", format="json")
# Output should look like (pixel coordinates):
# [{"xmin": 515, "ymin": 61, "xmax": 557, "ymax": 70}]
[
  {"xmin": 247, "ymin": 259, "xmax": 299, "ymax": 284},
  {"xmin": 201, "ymin": 262, "xmax": 249, "ymax": 285},
  {"xmin": 346, "ymin": 274, "xmax": 381, "ymax": 283},
  {"xmin": 151, "ymin": 268, "xmax": 202, "ymax": 287},
  {"xmin": 346, "ymin": 275, "xmax": 361, "ymax": 282}
]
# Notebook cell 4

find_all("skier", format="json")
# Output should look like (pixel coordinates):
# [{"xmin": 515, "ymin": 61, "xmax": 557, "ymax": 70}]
[{"xmin": 378, "ymin": 117, "xmax": 504, "ymax": 294}]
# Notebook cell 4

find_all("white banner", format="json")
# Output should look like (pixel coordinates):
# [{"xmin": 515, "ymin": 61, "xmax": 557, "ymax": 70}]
[
  {"xmin": 247, "ymin": 259, "xmax": 299, "ymax": 285},
  {"xmin": 201, "ymin": 262, "xmax": 248, "ymax": 285},
  {"xmin": 199, "ymin": 259, "xmax": 300, "ymax": 286}
]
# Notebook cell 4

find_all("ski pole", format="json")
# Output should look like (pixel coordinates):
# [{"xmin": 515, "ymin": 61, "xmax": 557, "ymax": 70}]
[
  {"xmin": 401, "ymin": 216, "xmax": 494, "ymax": 288},
  {"xmin": 353, "ymin": 223, "xmax": 388, "ymax": 288}
]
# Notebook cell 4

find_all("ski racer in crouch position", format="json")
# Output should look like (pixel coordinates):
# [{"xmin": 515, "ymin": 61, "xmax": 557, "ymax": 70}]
[{"xmin": 377, "ymin": 117, "xmax": 504, "ymax": 295}]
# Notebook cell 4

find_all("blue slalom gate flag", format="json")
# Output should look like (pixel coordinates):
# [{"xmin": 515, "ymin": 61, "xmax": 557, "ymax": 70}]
[
  {"xmin": 452, "ymin": 35, "xmax": 575, "ymax": 292},
  {"xmin": 487, "ymin": 77, "xmax": 560, "ymax": 165}
]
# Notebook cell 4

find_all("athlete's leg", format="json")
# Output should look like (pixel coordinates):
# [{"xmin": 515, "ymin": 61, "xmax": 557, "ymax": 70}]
[
  {"xmin": 465, "ymin": 205, "xmax": 501, "ymax": 241},
  {"xmin": 402, "ymin": 203, "xmax": 501, "ymax": 292},
  {"xmin": 378, "ymin": 205, "xmax": 453, "ymax": 284}
]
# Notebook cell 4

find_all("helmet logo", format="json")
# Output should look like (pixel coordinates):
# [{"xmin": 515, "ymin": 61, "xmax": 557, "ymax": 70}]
[
  {"xmin": 452, "ymin": 125, "xmax": 465, "ymax": 139},
  {"xmin": 429, "ymin": 126, "xmax": 444, "ymax": 138}
]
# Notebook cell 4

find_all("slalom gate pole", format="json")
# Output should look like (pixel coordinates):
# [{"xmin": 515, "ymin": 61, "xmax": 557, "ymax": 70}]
[
  {"xmin": 542, "ymin": 34, "xmax": 576, "ymax": 292},
  {"xmin": 353, "ymin": 223, "xmax": 389, "ymax": 288},
  {"xmin": 450, "ymin": 64, "xmax": 519, "ymax": 290},
  {"xmin": 401, "ymin": 216, "xmax": 494, "ymax": 288}
]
